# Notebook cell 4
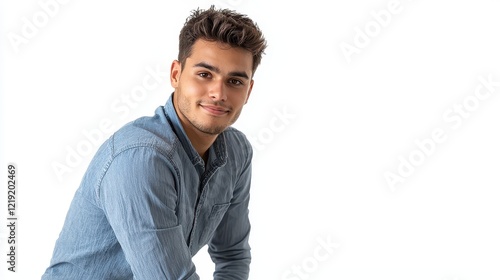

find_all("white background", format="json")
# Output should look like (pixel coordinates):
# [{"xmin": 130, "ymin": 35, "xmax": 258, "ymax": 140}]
[{"xmin": 1, "ymin": 0, "xmax": 500, "ymax": 279}]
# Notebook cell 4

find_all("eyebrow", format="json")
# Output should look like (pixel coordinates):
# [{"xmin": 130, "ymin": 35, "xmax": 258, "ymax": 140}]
[{"xmin": 193, "ymin": 62, "xmax": 250, "ymax": 80}]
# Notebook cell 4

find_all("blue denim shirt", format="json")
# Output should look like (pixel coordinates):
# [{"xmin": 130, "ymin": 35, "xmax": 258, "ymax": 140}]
[{"xmin": 42, "ymin": 94, "xmax": 252, "ymax": 280}]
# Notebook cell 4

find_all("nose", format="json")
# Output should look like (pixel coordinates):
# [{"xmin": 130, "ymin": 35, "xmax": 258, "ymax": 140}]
[{"xmin": 208, "ymin": 79, "xmax": 227, "ymax": 102}]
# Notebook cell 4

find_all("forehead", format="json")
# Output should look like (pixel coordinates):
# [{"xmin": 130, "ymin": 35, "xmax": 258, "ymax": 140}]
[{"xmin": 186, "ymin": 39, "xmax": 253, "ymax": 75}]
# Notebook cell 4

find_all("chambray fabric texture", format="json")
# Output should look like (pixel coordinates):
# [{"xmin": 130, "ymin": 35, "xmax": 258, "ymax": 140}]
[{"xmin": 42, "ymin": 94, "xmax": 252, "ymax": 280}]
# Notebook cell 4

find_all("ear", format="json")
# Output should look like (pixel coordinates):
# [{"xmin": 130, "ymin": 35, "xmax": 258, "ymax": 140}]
[
  {"xmin": 245, "ymin": 79, "xmax": 254, "ymax": 104},
  {"xmin": 170, "ymin": 60, "xmax": 181, "ymax": 88}
]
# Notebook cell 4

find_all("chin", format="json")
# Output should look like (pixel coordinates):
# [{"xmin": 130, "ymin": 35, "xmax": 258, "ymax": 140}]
[
  {"xmin": 197, "ymin": 125, "xmax": 227, "ymax": 135},
  {"xmin": 192, "ymin": 118, "xmax": 229, "ymax": 135}
]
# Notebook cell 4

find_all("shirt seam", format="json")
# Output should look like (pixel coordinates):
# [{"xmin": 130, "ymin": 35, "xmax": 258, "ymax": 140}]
[{"xmin": 94, "ymin": 134, "xmax": 182, "ymax": 206}]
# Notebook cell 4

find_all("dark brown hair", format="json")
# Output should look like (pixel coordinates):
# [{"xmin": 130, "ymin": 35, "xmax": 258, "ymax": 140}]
[{"xmin": 178, "ymin": 5, "xmax": 267, "ymax": 76}]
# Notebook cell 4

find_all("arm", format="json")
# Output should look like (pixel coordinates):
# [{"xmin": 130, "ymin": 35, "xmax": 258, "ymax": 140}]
[
  {"xmin": 208, "ymin": 152, "xmax": 253, "ymax": 280},
  {"xmin": 98, "ymin": 146, "xmax": 199, "ymax": 280}
]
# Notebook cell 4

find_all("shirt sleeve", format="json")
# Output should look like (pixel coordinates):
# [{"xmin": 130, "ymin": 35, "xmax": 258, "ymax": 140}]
[
  {"xmin": 98, "ymin": 146, "xmax": 199, "ymax": 280},
  {"xmin": 208, "ymin": 148, "xmax": 253, "ymax": 280}
]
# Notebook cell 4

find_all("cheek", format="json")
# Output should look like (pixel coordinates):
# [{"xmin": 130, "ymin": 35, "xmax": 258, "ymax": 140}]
[
  {"xmin": 180, "ymin": 76, "xmax": 205, "ymax": 97},
  {"xmin": 233, "ymin": 90, "xmax": 250, "ymax": 105}
]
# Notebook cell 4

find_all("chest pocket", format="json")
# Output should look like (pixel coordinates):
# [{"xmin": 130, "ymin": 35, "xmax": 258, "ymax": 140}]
[
  {"xmin": 209, "ymin": 203, "xmax": 231, "ymax": 219},
  {"xmin": 200, "ymin": 203, "xmax": 231, "ymax": 243}
]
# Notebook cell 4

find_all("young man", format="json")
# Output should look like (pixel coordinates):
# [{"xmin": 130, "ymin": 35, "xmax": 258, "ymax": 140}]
[{"xmin": 42, "ymin": 6, "xmax": 266, "ymax": 280}]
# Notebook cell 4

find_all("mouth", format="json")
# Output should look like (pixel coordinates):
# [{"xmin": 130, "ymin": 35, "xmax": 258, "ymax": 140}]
[{"xmin": 200, "ymin": 104, "xmax": 230, "ymax": 116}]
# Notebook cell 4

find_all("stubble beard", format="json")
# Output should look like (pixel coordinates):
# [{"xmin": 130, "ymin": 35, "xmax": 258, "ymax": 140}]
[{"xmin": 178, "ymin": 98, "xmax": 242, "ymax": 136}]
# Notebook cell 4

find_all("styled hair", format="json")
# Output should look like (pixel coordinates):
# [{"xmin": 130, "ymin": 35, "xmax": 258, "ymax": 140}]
[{"xmin": 178, "ymin": 5, "xmax": 267, "ymax": 76}]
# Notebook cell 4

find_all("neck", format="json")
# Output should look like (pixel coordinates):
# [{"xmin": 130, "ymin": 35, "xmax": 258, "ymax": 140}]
[{"xmin": 183, "ymin": 125, "xmax": 218, "ymax": 162}]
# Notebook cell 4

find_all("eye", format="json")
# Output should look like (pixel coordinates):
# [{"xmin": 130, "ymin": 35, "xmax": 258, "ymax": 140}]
[
  {"xmin": 198, "ymin": 72, "xmax": 211, "ymax": 79},
  {"xmin": 228, "ymin": 78, "xmax": 244, "ymax": 86}
]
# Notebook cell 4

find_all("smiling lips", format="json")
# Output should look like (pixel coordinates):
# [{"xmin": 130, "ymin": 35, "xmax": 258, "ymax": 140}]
[{"xmin": 200, "ymin": 104, "xmax": 230, "ymax": 116}]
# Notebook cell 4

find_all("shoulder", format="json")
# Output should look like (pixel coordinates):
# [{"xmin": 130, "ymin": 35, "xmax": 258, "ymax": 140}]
[
  {"xmin": 223, "ymin": 127, "xmax": 252, "ymax": 148},
  {"xmin": 110, "ymin": 110, "xmax": 179, "ymax": 158},
  {"xmin": 222, "ymin": 127, "xmax": 253, "ymax": 163},
  {"xmin": 94, "ymin": 115, "xmax": 182, "ymax": 193}
]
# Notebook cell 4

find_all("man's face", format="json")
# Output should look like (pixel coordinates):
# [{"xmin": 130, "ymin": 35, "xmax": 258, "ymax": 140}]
[{"xmin": 170, "ymin": 39, "xmax": 254, "ymax": 135}]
